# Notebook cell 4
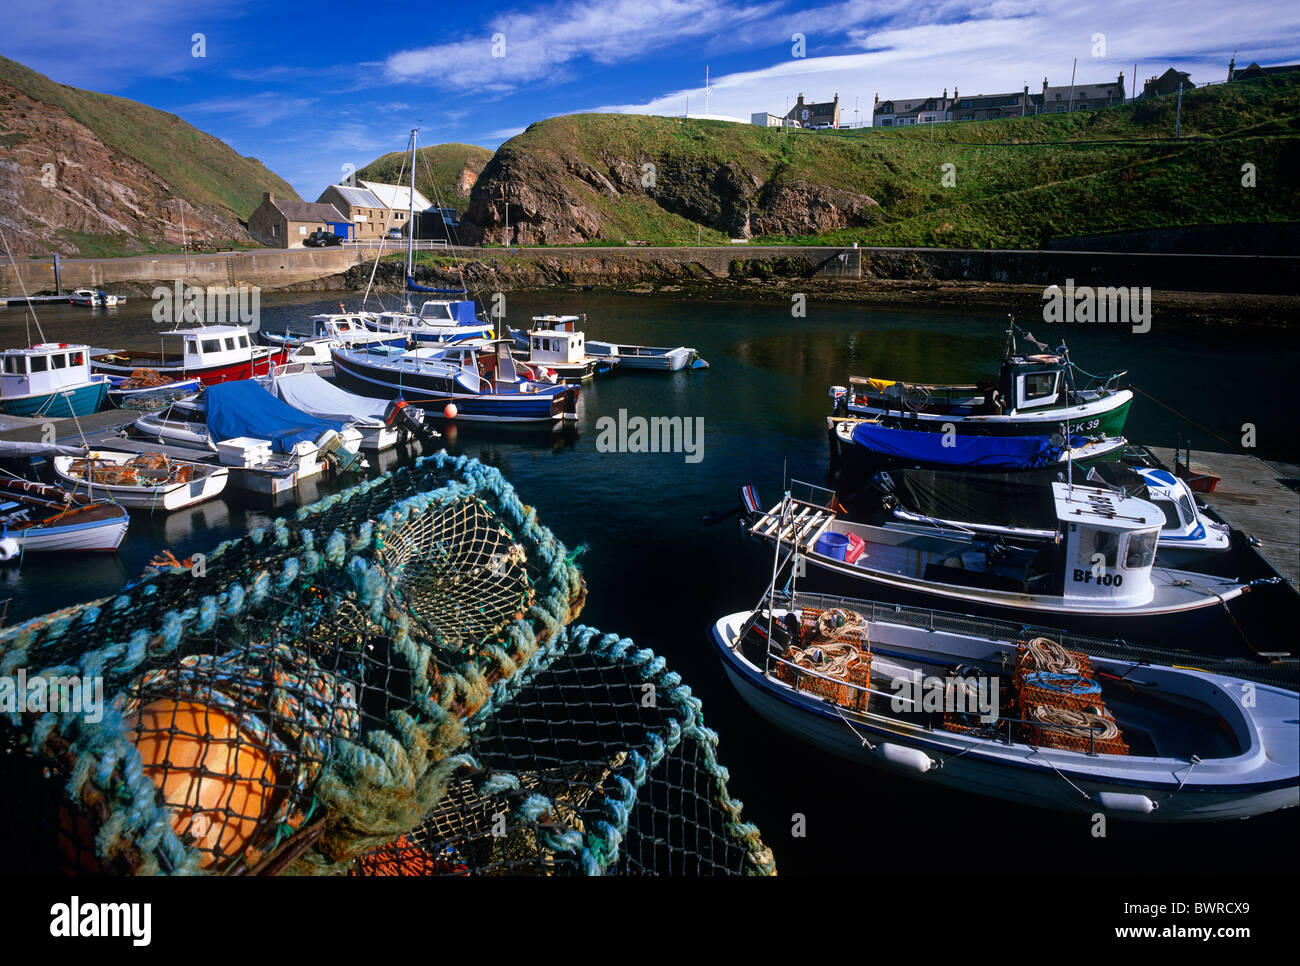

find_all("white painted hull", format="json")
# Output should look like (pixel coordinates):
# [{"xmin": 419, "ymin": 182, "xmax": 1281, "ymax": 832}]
[
  {"xmin": 712, "ymin": 611, "xmax": 1299, "ymax": 822},
  {"xmin": 11, "ymin": 514, "xmax": 129, "ymax": 552},
  {"xmin": 53, "ymin": 453, "xmax": 229, "ymax": 511},
  {"xmin": 588, "ymin": 342, "xmax": 692, "ymax": 371}
]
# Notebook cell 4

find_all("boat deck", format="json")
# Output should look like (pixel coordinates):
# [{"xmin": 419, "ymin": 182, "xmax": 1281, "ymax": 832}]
[{"xmin": 1143, "ymin": 446, "xmax": 1299, "ymax": 591}]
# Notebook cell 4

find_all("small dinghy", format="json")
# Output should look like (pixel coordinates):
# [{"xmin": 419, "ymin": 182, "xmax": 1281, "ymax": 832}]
[
  {"xmin": 0, "ymin": 477, "xmax": 129, "ymax": 555},
  {"xmin": 745, "ymin": 483, "xmax": 1265, "ymax": 626},
  {"xmin": 711, "ymin": 592, "xmax": 1298, "ymax": 821},
  {"xmin": 53, "ymin": 450, "xmax": 228, "ymax": 511},
  {"xmin": 105, "ymin": 370, "xmax": 201, "ymax": 411}
]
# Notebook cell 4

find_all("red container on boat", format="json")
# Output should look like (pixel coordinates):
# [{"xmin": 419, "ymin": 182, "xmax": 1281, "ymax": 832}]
[{"xmin": 845, "ymin": 532, "xmax": 866, "ymax": 564}]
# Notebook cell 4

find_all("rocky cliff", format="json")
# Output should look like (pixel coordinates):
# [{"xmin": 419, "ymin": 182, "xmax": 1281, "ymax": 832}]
[
  {"xmin": 459, "ymin": 114, "xmax": 879, "ymax": 245},
  {"xmin": 0, "ymin": 55, "xmax": 297, "ymax": 256}
]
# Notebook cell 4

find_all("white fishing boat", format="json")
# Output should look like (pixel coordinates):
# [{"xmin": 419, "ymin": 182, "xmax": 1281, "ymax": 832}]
[
  {"xmin": 68, "ymin": 288, "xmax": 125, "ymax": 307},
  {"xmin": 882, "ymin": 464, "xmax": 1232, "ymax": 567},
  {"xmin": 711, "ymin": 591, "xmax": 1299, "ymax": 822},
  {"xmin": 259, "ymin": 363, "xmax": 438, "ymax": 451},
  {"xmin": 745, "ymin": 482, "xmax": 1261, "ymax": 623},
  {"xmin": 587, "ymin": 340, "xmax": 698, "ymax": 371},
  {"xmin": 52, "ymin": 450, "xmax": 228, "ymax": 511},
  {"xmin": 0, "ymin": 343, "xmax": 111, "ymax": 417},
  {"xmin": 508, "ymin": 317, "xmax": 617, "ymax": 382},
  {"xmin": 0, "ymin": 478, "xmax": 129, "ymax": 555}
]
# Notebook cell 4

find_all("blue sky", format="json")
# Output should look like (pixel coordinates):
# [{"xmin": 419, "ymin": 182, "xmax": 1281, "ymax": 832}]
[{"xmin": 4, "ymin": 0, "xmax": 1299, "ymax": 199}]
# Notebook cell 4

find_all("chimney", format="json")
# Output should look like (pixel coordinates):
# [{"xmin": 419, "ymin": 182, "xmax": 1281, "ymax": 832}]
[
  {"xmin": 953, "ymin": 86, "xmax": 959, "ymax": 100},
  {"xmin": 1228, "ymin": 56, "xmax": 1235, "ymax": 82},
  {"xmin": 873, "ymin": 92, "xmax": 879, "ymax": 107},
  {"xmin": 943, "ymin": 87, "xmax": 948, "ymax": 99},
  {"xmin": 796, "ymin": 93, "xmax": 804, "ymax": 105},
  {"xmin": 1042, "ymin": 77, "xmax": 1048, "ymax": 96},
  {"xmin": 263, "ymin": 192, "xmax": 274, "ymax": 204}
]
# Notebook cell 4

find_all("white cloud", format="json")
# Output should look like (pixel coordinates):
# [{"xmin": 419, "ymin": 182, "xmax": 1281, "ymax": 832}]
[
  {"xmin": 383, "ymin": 0, "xmax": 783, "ymax": 92},
  {"xmin": 590, "ymin": 0, "xmax": 1300, "ymax": 123},
  {"xmin": 178, "ymin": 93, "xmax": 317, "ymax": 127}
]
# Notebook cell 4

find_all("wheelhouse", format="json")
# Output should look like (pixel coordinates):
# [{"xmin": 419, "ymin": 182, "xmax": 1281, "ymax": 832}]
[{"xmin": 1, "ymin": 343, "xmax": 94, "ymax": 394}]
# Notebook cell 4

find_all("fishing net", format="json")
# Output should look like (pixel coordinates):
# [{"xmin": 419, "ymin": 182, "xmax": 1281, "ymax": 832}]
[{"xmin": 0, "ymin": 453, "xmax": 771, "ymax": 876}]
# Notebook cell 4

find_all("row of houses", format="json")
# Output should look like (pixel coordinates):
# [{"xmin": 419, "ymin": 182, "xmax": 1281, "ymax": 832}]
[{"xmin": 247, "ymin": 180, "xmax": 461, "ymax": 249}]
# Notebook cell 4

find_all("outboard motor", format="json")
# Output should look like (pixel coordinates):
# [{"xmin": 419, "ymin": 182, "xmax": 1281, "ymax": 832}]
[
  {"xmin": 829, "ymin": 384, "xmax": 848, "ymax": 416},
  {"xmin": 384, "ymin": 398, "xmax": 442, "ymax": 448},
  {"xmin": 316, "ymin": 429, "xmax": 366, "ymax": 474}
]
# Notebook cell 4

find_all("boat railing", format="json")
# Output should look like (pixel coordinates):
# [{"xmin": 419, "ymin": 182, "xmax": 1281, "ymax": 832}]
[{"xmin": 787, "ymin": 478, "xmax": 838, "ymax": 511}]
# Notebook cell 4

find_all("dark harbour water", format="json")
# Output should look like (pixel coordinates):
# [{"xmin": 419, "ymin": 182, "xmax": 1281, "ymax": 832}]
[{"xmin": 1, "ymin": 290, "xmax": 1296, "ymax": 876}]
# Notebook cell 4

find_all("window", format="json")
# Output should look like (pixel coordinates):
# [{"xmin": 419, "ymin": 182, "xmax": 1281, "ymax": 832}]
[
  {"xmin": 52, "ymin": 354, "xmax": 67, "ymax": 369},
  {"xmin": 3, "ymin": 356, "xmax": 19, "ymax": 374},
  {"xmin": 239, "ymin": 336, "xmax": 250, "ymax": 348},
  {"xmin": 224, "ymin": 338, "xmax": 236, "ymax": 350},
  {"xmin": 30, "ymin": 355, "xmax": 48, "ymax": 372},
  {"xmin": 70, "ymin": 351, "xmax": 83, "ymax": 365},
  {"xmin": 1023, "ymin": 372, "xmax": 1057, "ymax": 400},
  {"xmin": 1158, "ymin": 500, "xmax": 1181, "ymax": 530},
  {"xmin": 1078, "ymin": 528, "xmax": 1120, "ymax": 571},
  {"xmin": 185, "ymin": 339, "xmax": 198, "ymax": 354},
  {"xmin": 272, "ymin": 225, "xmax": 279, "ymax": 237},
  {"xmin": 1124, "ymin": 530, "xmax": 1159, "ymax": 570},
  {"xmin": 1177, "ymin": 494, "xmax": 1195, "ymax": 526},
  {"xmin": 201, "ymin": 339, "xmax": 222, "ymax": 353},
  {"xmin": 299, "ymin": 225, "xmax": 308, "ymax": 235}
]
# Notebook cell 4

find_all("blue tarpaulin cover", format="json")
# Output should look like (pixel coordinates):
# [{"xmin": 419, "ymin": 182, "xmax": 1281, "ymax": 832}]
[
  {"xmin": 850, "ymin": 421, "xmax": 1086, "ymax": 469},
  {"xmin": 405, "ymin": 276, "xmax": 467, "ymax": 295},
  {"xmin": 205, "ymin": 380, "xmax": 344, "ymax": 454}
]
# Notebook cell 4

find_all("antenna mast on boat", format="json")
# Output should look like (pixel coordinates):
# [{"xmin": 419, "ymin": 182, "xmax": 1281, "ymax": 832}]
[{"xmin": 405, "ymin": 128, "xmax": 418, "ymax": 312}]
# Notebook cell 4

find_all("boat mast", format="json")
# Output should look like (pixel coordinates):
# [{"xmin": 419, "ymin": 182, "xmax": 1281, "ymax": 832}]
[{"xmin": 406, "ymin": 128, "xmax": 417, "ymax": 310}]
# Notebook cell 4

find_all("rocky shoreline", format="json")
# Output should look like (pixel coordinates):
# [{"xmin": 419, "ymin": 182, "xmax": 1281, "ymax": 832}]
[{"xmin": 346, "ymin": 258, "xmax": 1297, "ymax": 328}]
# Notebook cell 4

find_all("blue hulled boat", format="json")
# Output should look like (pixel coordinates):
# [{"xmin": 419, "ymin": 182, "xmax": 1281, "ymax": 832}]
[{"xmin": 0, "ymin": 343, "xmax": 110, "ymax": 417}]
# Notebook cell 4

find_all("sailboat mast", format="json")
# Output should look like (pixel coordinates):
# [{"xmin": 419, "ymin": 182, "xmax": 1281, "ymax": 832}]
[{"xmin": 407, "ymin": 129, "xmax": 417, "ymax": 283}]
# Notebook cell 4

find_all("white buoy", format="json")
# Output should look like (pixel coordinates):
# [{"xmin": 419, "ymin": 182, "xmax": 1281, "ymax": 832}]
[
  {"xmin": 0, "ymin": 537, "xmax": 19, "ymax": 561},
  {"xmin": 1096, "ymin": 792, "xmax": 1157, "ymax": 814},
  {"xmin": 877, "ymin": 743, "xmax": 934, "ymax": 774}
]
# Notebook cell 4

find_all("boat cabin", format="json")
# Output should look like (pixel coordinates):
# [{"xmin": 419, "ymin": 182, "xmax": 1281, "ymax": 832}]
[
  {"xmin": 1, "ymin": 343, "xmax": 95, "ymax": 395},
  {"xmin": 1054, "ymin": 482, "xmax": 1161, "ymax": 607},
  {"xmin": 528, "ymin": 327, "xmax": 586, "ymax": 366},
  {"xmin": 406, "ymin": 339, "xmax": 524, "ymax": 392},
  {"xmin": 997, "ymin": 353, "xmax": 1070, "ymax": 413},
  {"xmin": 310, "ymin": 314, "xmax": 371, "ymax": 339},
  {"xmin": 170, "ymin": 326, "xmax": 255, "ymax": 366},
  {"xmin": 418, "ymin": 300, "xmax": 480, "ymax": 325},
  {"xmin": 531, "ymin": 315, "xmax": 583, "ymax": 333}
]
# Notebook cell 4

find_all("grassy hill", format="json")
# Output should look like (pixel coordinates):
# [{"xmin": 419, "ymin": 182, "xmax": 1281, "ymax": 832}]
[
  {"xmin": 470, "ymin": 74, "xmax": 1300, "ymax": 248},
  {"xmin": 356, "ymin": 143, "xmax": 492, "ymax": 210},
  {"xmin": 0, "ymin": 55, "xmax": 296, "ymax": 219}
]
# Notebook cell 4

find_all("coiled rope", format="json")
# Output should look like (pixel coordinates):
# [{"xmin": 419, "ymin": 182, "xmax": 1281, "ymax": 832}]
[{"xmin": 1029, "ymin": 704, "xmax": 1120, "ymax": 740}]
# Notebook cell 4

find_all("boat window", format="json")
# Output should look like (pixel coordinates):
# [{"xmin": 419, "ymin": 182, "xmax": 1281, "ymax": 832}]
[
  {"xmin": 1023, "ymin": 372, "xmax": 1058, "ymax": 400},
  {"xmin": 186, "ymin": 339, "xmax": 198, "ymax": 354},
  {"xmin": 69, "ymin": 351, "xmax": 84, "ymax": 365},
  {"xmin": 224, "ymin": 338, "xmax": 237, "ymax": 351},
  {"xmin": 1124, "ymin": 530, "xmax": 1159, "ymax": 570},
  {"xmin": 1157, "ymin": 500, "xmax": 1181, "ymax": 531},
  {"xmin": 29, "ymin": 355, "xmax": 48, "ymax": 373},
  {"xmin": 1177, "ymin": 494, "xmax": 1195, "ymax": 526},
  {"xmin": 1077, "ymin": 527, "xmax": 1119, "ymax": 570},
  {"xmin": 3, "ymin": 356, "xmax": 20, "ymax": 374},
  {"xmin": 201, "ymin": 339, "xmax": 222, "ymax": 353},
  {"xmin": 239, "ymin": 336, "xmax": 249, "ymax": 348},
  {"xmin": 52, "ymin": 354, "xmax": 67, "ymax": 369}
]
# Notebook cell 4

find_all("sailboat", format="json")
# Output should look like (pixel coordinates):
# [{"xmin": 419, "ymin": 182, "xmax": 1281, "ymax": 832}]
[{"xmin": 360, "ymin": 130, "xmax": 493, "ymax": 345}]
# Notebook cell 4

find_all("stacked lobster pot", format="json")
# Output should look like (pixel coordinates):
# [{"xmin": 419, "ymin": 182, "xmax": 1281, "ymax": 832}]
[
  {"xmin": 772, "ymin": 607, "xmax": 872, "ymax": 713},
  {"xmin": 1012, "ymin": 638, "xmax": 1129, "ymax": 756}
]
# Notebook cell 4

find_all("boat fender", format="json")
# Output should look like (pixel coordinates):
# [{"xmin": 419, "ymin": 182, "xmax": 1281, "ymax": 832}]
[
  {"xmin": 1096, "ymin": 792, "xmax": 1157, "ymax": 814},
  {"xmin": 0, "ymin": 537, "xmax": 18, "ymax": 562},
  {"xmin": 876, "ymin": 743, "xmax": 934, "ymax": 774}
]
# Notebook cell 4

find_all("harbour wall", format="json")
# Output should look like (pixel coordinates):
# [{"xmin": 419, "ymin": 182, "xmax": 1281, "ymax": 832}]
[{"xmin": 1, "ymin": 244, "xmax": 1296, "ymax": 296}]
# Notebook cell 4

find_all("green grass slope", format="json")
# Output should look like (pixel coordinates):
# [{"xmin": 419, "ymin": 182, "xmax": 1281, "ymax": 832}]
[
  {"xmin": 493, "ymin": 74, "xmax": 1300, "ymax": 248},
  {"xmin": 0, "ymin": 54, "xmax": 297, "ymax": 218},
  {"xmin": 356, "ymin": 143, "xmax": 492, "ymax": 209}
]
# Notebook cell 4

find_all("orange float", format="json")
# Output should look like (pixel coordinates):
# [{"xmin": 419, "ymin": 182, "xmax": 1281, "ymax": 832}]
[{"xmin": 129, "ymin": 699, "xmax": 281, "ymax": 870}]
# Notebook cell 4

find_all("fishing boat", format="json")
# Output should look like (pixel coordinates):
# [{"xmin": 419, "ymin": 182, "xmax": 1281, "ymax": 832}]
[
  {"xmin": 104, "ymin": 371, "xmax": 201, "ymax": 410},
  {"xmin": 744, "ymin": 482, "xmax": 1264, "ymax": 627},
  {"xmin": 829, "ymin": 416, "xmax": 1127, "ymax": 472},
  {"xmin": 710, "ymin": 590, "xmax": 1298, "ymax": 822},
  {"xmin": 507, "ymin": 317, "xmax": 617, "ymax": 382},
  {"xmin": 90, "ymin": 325, "xmax": 288, "ymax": 386},
  {"xmin": 259, "ymin": 363, "xmax": 439, "ymax": 451},
  {"xmin": 835, "ymin": 325, "xmax": 1132, "ymax": 437},
  {"xmin": 261, "ymin": 313, "xmax": 408, "ymax": 353},
  {"xmin": 880, "ymin": 464, "xmax": 1231, "ymax": 568},
  {"xmin": 133, "ymin": 381, "xmax": 366, "ymax": 474},
  {"xmin": 587, "ymin": 340, "xmax": 701, "ymax": 371},
  {"xmin": 68, "ymin": 288, "xmax": 125, "ymax": 307},
  {"xmin": 0, "ymin": 477, "xmax": 129, "ymax": 555},
  {"xmin": 0, "ymin": 343, "xmax": 111, "ymax": 417},
  {"xmin": 52, "ymin": 450, "xmax": 228, "ymax": 511},
  {"xmin": 331, "ymin": 340, "xmax": 580, "ymax": 423}
]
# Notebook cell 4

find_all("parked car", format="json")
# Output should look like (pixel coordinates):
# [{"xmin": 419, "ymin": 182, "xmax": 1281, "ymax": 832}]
[
  {"xmin": 387, "ymin": 228, "xmax": 403, "ymax": 239},
  {"xmin": 304, "ymin": 231, "xmax": 343, "ymax": 247}
]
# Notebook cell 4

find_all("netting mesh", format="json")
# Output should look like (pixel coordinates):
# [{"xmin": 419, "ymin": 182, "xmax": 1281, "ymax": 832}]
[{"xmin": 0, "ymin": 453, "xmax": 770, "ymax": 876}]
